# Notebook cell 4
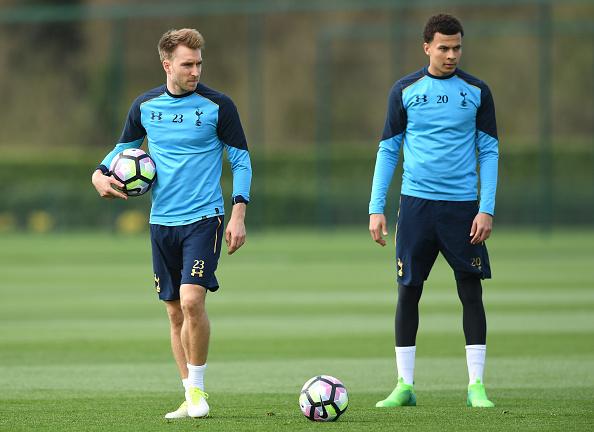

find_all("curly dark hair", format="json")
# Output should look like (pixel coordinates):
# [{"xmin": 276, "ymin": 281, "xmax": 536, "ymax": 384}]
[{"xmin": 423, "ymin": 14, "xmax": 464, "ymax": 43}]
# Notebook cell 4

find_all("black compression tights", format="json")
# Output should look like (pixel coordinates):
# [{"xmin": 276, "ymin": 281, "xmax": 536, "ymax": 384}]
[
  {"xmin": 395, "ymin": 283, "xmax": 423, "ymax": 347},
  {"xmin": 395, "ymin": 277, "xmax": 487, "ymax": 346},
  {"xmin": 456, "ymin": 275, "xmax": 487, "ymax": 345}
]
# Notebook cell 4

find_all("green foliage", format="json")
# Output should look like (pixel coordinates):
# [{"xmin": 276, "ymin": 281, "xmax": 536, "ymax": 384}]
[
  {"xmin": 0, "ymin": 145, "xmax": 592, "ymax": 228},
  {"xmin": 0, "ymin": 229, "xmax": 593, "ymax": 431}
]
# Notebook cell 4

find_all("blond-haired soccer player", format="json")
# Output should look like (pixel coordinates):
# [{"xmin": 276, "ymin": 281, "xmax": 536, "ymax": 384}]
[{"xmin": 92, "ymin": 28, "xmax": 252, "ymax": 418}]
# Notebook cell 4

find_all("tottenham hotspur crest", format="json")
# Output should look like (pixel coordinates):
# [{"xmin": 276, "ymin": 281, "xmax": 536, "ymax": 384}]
[
  {"xmin": 154, "ymin": 274, "xmax": 161, "ymax": 293},
  {"xmin": 460, "ymin": 91, "xmax": 468, "ymax": 107},
  {"xmin": 195, "ymin": 110, "xmax": 203, "ymax": 126}
]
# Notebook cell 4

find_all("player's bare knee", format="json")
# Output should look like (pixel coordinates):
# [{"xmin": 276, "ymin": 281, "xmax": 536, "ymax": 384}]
[
  {"xmin": 167, "ymin": 307, "xmax": 184, "ymax": 329},
  {"xmin": 180, "ymin": 289, "xmax": 206, "ymax": 318},
  {"xmin": 180, "ymin": 297, "xmax": 203, "ymax": 316},
  {"xmin": 164, "ymin": 301, "xmax": 184, "ymax": 328}
]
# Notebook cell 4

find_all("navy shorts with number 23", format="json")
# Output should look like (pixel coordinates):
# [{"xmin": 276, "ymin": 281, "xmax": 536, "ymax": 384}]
[{"xmin": 150, "ymin": 216, "xmax": 224, "ymax": 301}]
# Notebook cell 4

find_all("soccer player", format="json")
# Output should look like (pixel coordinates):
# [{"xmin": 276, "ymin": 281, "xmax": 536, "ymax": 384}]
[
  {"xmin": 91, "ymin": 28, "xmax": 252, "ymax": 419},
  {"xmin": 369, "ymin": 14, "xmax": 498, "ymax": 408}
]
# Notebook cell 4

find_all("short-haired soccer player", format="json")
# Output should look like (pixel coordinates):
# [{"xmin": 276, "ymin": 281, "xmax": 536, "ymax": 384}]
[
  {"xmin": 92, "ymin": 28, "xmax": 252, "ymax": 418},
  {"xmin": 369, "ymin": 14, "xmax": 498, "ymax": 408}
]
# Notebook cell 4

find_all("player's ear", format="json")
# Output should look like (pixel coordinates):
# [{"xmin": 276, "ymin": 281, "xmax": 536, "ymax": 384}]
[
  {"xmin": 162, "ymin": 59, "xmax": 171, "ymax": 74},
  {"xmin": 423, "ymin": 42, "xmax": 430, "ymax": 56}
]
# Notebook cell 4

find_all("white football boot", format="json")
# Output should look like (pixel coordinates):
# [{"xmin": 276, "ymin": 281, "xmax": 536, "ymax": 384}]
[
  {"xmin": 186, "ymin": 387, "xmax": 209, "ymax": 418},
  {"xmin": 164, "ymin": 400, "xmax": 189, "ymax": 419}
]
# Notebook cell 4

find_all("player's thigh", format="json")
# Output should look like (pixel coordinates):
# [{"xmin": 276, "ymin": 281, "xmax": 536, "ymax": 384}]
[
  {"xmin": 436, "ymin": 201, "xmax": 492, "ymax": 279},
  {"xmin": 150, "ymin": 224, "xmax": 183, "ymax": 301},
  {"xmin": 180, "ymin": 216, "xmax": 224, "ymax": 291},
  {"xmin": 396, "ymin": 195, "xmax": 440, "ymax": 285}
]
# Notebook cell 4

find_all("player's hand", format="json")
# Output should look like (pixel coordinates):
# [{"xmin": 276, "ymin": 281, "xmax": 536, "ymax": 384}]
[
  {"xmin": 91, "ymin": 169, "xmax": 127, "ymax": 200},
  {"xmin": 470, "ymin": 212, "xmax": 493, "ymax": 244},
  {"xmin": 225, "ymin": 203, "xmax": 247, "ymax": 255},
  {"xmin": 369, "ymin": 213, "xmax": 388, "ymax": 247}
]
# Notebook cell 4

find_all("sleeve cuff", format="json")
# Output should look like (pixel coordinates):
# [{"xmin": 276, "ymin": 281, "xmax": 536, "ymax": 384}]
[
  {"xmin": 96, "ymin": 164, "xmax": 109, "ymax": 175},
  {"xmin": 232, "ymin": 195, "xmax": 249, "ymax": 205}
]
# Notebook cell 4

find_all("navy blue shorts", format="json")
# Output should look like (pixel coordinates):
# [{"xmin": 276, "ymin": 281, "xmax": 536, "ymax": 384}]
[
  {"xmin": 150, "ymin": 216, "xmax": 224, "ymax": 300},
  {"xmin": 395, "ymin": 195, "xmax": 491, "ymax": 286}
]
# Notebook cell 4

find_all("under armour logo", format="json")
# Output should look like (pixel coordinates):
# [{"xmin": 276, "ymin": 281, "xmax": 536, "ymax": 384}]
[
  {"xmin": 415, "ymin": 95, "xmax": 428, "ymax": 103},
  {"xmin": 151, "ymin": 111, "xmax": 162, "ymax": 121},
  {"xmin": 195, "ymin": 110, "xmax": 203, "ymax": 126}
]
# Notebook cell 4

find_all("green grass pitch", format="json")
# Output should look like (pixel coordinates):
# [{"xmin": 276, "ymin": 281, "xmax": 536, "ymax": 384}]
[{"xmin": 0, "ymin": 228, "xmax": 593, "ymax": 431}]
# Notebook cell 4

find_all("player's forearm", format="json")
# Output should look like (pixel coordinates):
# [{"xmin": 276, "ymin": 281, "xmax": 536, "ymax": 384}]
[
  {"xmin": 476, "ymin": 131, "xmax": 498, "ymax": 215},
  {"xmin": 231, "ymin": 167, "xmax": 252, "ymax": 203},
  {"xmin": 227, "ymin": 147, "xmax": 252, "ymax": 201},
  {"xmin": 369, "ymin": 143, "xmax": 400, "ymax": 214},
  {"xmin": 229, "ymin": 202, "xmax": 247, "ymax": 223},
  {"xmin": 479, "ymin": 167, "xmax": 498, "ymax": 215}
]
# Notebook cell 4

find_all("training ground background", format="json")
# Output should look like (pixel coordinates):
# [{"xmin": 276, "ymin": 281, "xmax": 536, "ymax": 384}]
[
  {"xmin": 1, "ymin": 2, "xmax": 593, "ymax": 430},
  {"xmin": 0, "ymin": 228, "xmax": 592, "ymax": 431}
]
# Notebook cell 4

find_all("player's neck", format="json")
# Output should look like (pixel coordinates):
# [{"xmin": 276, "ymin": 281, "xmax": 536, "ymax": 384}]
[
  {"xmin": 166, "ymin": 80, "xmax": 196, "ymax": 96},
  {"xmin": 426, "ymin": 64, "xmax": 456, "ymax": 78},
  {"xmin": 166, "ymin": 85, "xmax": 195, "ymax": 98}
]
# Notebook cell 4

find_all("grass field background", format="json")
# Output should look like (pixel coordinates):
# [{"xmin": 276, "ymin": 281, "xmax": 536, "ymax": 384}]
[{"xmin": 0, "ymin": 228, "xmax": 593, "ymax": 431}]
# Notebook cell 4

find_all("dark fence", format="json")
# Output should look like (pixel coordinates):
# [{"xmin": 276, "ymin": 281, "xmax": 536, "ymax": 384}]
[{"xmin": 0, "ymin": 0, "xmax": 592, "ymax": 230}]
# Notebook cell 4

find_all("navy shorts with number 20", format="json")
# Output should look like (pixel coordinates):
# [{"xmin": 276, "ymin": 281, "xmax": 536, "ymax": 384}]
[
  {"xmin": 395, "ymin": 195, "xmax": 491, "ymax": 286},
  {"xmin": 150, "ymin": 216, "xmax": 224, "ymax": 301}
]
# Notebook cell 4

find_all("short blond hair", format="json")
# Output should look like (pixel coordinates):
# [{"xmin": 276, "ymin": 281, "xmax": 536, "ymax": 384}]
[{"xmin": 158, "ymin": 28, "xmax": 205, "ymax": 61}]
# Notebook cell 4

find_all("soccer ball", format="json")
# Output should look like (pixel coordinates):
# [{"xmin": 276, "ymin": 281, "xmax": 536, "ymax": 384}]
[
  {"xmin": 109, "ymin": 149, "xmax": 156, "ymax": 196},
  {"xmin": 299, "ymin": 375, "xmax": 348, "ymax": 422}
]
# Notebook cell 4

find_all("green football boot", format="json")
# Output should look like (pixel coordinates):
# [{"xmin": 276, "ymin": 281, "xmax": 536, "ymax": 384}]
[
  {"xmin": 375, "ymin": 377, "xmax": 417, "ymax": 407},
  {"xmin": 467, "ymin": 379, "xmax": 495, "ymax": 408}
]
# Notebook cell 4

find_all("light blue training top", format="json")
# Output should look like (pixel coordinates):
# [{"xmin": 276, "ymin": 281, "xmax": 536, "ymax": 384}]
[
  {"xmin": 99, "ymin": 83, "xmax": 252, "ymax": 225},
  {"xmin": 369, "ymin": 67, "xmax": 499, "ymax": 215}
]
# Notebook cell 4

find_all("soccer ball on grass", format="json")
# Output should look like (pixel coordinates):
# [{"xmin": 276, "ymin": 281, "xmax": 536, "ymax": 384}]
[
  {"xmin": 109, "ymin": 149, "xmax": 156, "ymax": 196},
  {"xmin": 299, "ymin": 375, "xmax": 348, "ymax": 422}
]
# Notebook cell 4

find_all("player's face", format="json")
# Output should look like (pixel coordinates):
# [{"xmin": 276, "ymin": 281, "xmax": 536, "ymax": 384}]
[
  {"xmin": 423, "ymin": 32, "xmax": 462, "ymax": 77},
  {"xmin": 163, "ymin": 45, "xmax": 203, "ymax": 94}
]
